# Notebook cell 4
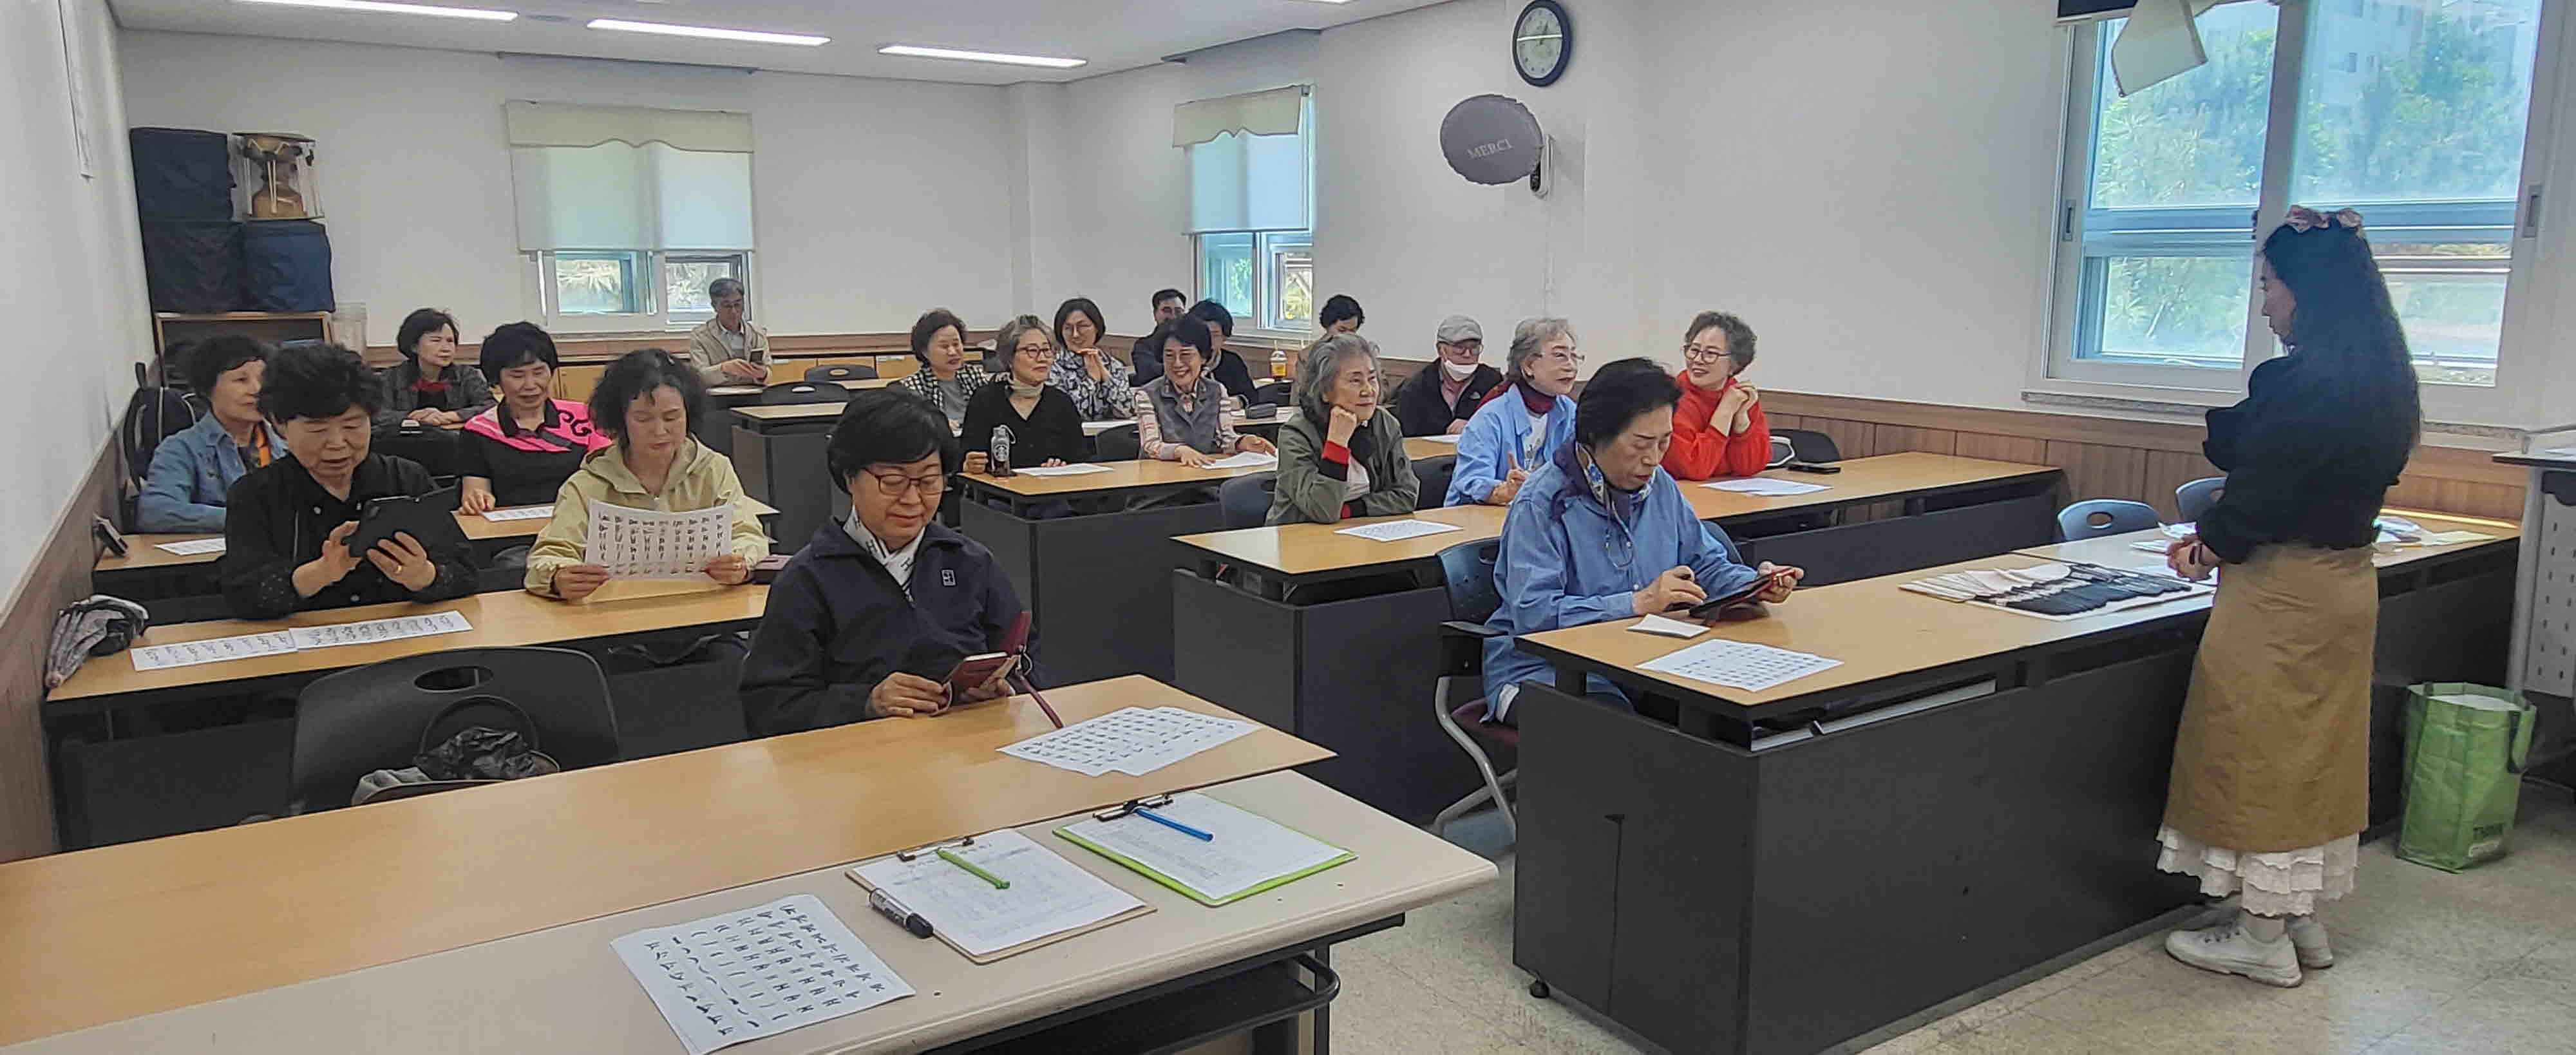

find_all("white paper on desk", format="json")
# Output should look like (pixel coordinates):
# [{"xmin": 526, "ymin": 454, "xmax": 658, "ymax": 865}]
[
  {"xmin": 1057, "ymin": 793, "xmax": 1352, "ymax": 903},
  {"xmin": 2131, "ymin": 539, "xmax": 2177, "ymax": 554},
  {"xmin": 612, "ymin": 893, "xmax": 911, "ymax": 1055},
  {"xmin": 1638, "ymin": 638, "xmax": 1842, "ymax": 693},
  {"xmin": 1628, "ymin": 614, "xmax": 1710, "ymax": 639},
  {"xmin": 1015, "ymin": 463, "xmax": 1115, "ymax": 477},
  {"xmin": 587, "ymin": 502, "xmax": 734, "ymax": 580},
  {"xmin": 479, "ymin": 505, "xmax": 554, "ymax": 522},
  {"xmin": 2162, "ymin": 522, "xmax": 2197, "ymax": 538},
  {"xmin": 1000, "ymin": 706, "xmax": 1256, "ymax": 777},
  {"xmin": 1702, "ymin": 478, "xmax": 1829, "ymax": 497},
  {"xmin": 2421, "ymin": 530, "xmax": 2497, "ymax": 545},
  {"xmin": 848, "ymin": 830, "xmax": 1145, "ymax": 958},
  {"xmin": 1195, "ymin": 451, "xmax": 1278, "ymax": 470},
  {"xmin": 152, "ymin": 537, "xmax": 227, "ymax": 556},
  {"xmin": 288, "ymin": 610, "xmax": 472, "ymax": 650},
  {"xmin": 129, "ymin": 631, "xmax": 299, "ymax": 671},
  {"xmin": 1414, "ymin": 433, "xmax": 1462, "ymax": 444},
  {"xmin": 1333, "ymin": 519, "xmax": 1464, "ymax": 543}
]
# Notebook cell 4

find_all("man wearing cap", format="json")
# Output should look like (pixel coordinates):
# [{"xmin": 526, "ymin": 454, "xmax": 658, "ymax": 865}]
[{"xmin": 1392, "ymin": 315, "xmax": 1504, "ymax": 437}]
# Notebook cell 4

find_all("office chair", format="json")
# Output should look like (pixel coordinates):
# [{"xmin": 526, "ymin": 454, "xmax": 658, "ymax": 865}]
[
  {"xmin": 2055, "ymin": 499, "xmax": 2163, "ymax": 542},
  {"xmin": 1772, "ymin": 428, "xmax": 1842, "ymax": 463},
  {"xmin": 759, "ymin": 382, "xmax": 855, "ymax": 406},
  {"xmin": 1767, "ymin": 435, "xmax": 1797, "ymax": 469},
  {"xmin": 2175, "ymin": 477, "xmax": 2225, "ymax": 523},
  {"xmin": 1218, "ymin": 471, "xmax": 1277, "ymax": 529},
  {"xmin": 1412, "ymin": 456, "xmax": 1456, "ymax": 512},
  {"xmin": 803, "ymin": 363, "xmax": 877, "ymax": 383},
  {"xmin": 1092, "ymin": 423, "xmax": 1141, "ymax": 462},
  {"xmin": 289, "ymin": 647, "xmax": 620, "ymax": 813},
  {"xmin": 1430, "ymin": 537, "xmax": 1516, "ymax": 841},
  {"xmin": 1250, "ymin": 380, "xmax": 1293, "ymax": 406}
]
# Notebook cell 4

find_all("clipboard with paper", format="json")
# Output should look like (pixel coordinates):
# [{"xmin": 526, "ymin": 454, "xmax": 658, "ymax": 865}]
[
  {"xmin": 1054, "ymin": 793, "xmax": 1356, "ymax": 907},
  {"xmin": 844, "ymin": 829, "xmax": 1153, "ymax": 964}
]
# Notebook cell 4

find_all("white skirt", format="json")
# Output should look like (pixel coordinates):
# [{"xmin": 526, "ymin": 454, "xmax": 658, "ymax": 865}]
[{"xmin": 2155, "ymin": 826, "xmax": 2359, "ymax": 918}]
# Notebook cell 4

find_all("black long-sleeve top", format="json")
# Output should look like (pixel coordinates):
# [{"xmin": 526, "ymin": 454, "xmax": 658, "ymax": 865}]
[
  {"xmin": 959, "ymin": 381, "xmax": 1087, "ymax": 467},
  {"xmin": 219, "ymin": 453, "xmax": 477, "ymax": 618},
  {"xmin": 2197, "ymin": 354, "xmax": 2414, "ymax": 564}
]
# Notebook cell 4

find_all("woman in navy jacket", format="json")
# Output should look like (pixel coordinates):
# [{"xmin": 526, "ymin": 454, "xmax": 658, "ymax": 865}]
[{"xmin": 741, "ymin": 390, "xmax": 1032, "ymax": 736}]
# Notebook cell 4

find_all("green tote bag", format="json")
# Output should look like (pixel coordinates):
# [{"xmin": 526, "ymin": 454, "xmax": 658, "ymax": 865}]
[{"xmin": 2398, "ymin": 683, "xmax": 2537, "ymax": 873}]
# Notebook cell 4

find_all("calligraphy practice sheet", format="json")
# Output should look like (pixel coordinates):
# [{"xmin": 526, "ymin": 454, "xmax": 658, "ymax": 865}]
[
  {"xmin": 612, "ymin": 894, "xmax": 911, "ymax": 1055},
  {"xmin": 1702, "ymin": 478, "xmax": 1830, "ymax": 497},
  {"xmin": 587, "ymin": 502, "xmax": 735, "ymax": 580},
  {"xmin": 1334, "ymin": 520, "xmax": 1464, "ymax": 543},
  {"xmin": 129, "ymin": 611, "xmax": 474, "ymax": 671},
  {"xmin": 848, "ymin": 830, "xmax": 1148, "ymax": 960},
  {"xmin": 479, "ymin": 505, "xmax": 554, "ymax": 522},
  {"xmin": 128, "ymin": 631, "xmax": 299, "ymax": 671},
  {"xmin": 1000, "ymin": 707, "xmax": 1257, "ymax": 777},
  {"xmin": 1637, "ymin": 638, "xmax": 1842, "ymax": 692},
  {"xmin": 1014, "ymin": 463, "xmax": 1115, "ymax": 477},
  {"xmin": 1195, "ymin": 451, "xmax": 1278, "ymax": 471},
  {"xmin": 153, "ymin": 537, "xmax": 228, "ymax": 556},
  {"xmin": 287, "ymin": 611, "xmax": 472, "ymax": 649}
]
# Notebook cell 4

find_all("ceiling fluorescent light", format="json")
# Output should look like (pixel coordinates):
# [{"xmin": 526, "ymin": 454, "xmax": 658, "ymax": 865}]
[
  {"xmin": 587, "ymin": 19, "xmax": 829, "ymax": 46},
  {"xmin": 878, "ymin": 44, "xmax": 1086, "ymax": 69},
  {"xmin": 235, "ymin": 0, "xmax": 516, "ymax": 20}
]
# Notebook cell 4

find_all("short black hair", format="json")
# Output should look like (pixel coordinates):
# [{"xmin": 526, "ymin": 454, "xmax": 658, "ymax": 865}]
[
  {"xmin": 1188, "ymin": 299, "xmax": 1235, "ymax": 337},
  {"xmin": 476, "ymin": 322, "xmax": 558, "ymax": 385},
  {"xmin": 828, "ymin": 389, "xmax": 961, "ymax": 492},
  {"xmin": 587, "ymin": 348, "xmax": 705, "ymax": 441},
  {"xmin": 396, "ymin": 308, "xmax": 458, "ymax": 361},
  {"xmin": 1574, "ymin": 357, "xmax": 1683, "ymax": 447},
  {"xmin": 259, "ymin": 343, "xmax": 382, "ymax": 423},
  {"xmin": 1053, "ymin": 297, "xmax": 1106, "ymax": 348},
  {"xmin": 1151, "ymin": 288, "xmax": 1186, "ymax": 309},
  {"xmin": 1159, "ymin": 314, "xmax": 1215, "ymax": 361},
  {"xmin": 1319, "ymin": 294, "xmax": 1363, "ymax": 330},
  {"xmin": 185, "ymin": 334, "xmax": 270, "ymax": 396},
  {"xmin": 910, "ymin": 308, "xmax": 968, "ymax": 362}
]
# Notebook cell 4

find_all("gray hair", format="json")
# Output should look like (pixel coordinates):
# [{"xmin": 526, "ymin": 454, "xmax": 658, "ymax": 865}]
[
  {"xmin": 1507, "ymin": 317, "xmax": 1575, "ymax": 379},
  {"xmin": 708, "ymin": 276, "xmax": 744, "ymax": 301},
  {"xmin": 994, "ymin": 314, "xmax": 1052, "ymax": 365},
  {"xmin": 1295, "ymin": 333, "xmax": 1381, "ymax": 422}
]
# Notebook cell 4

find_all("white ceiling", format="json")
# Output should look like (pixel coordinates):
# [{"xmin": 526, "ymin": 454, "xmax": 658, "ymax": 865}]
[{"xmin": 109, "ymin": 0, "xmax": 1455, "ymax": 85}]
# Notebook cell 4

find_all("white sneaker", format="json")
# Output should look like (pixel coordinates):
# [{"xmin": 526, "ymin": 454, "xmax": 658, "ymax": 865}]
[
  {"xmin": 2165, "ymin": 918, "xmax": 2304, "ymax": 988},
  {"xmin": 2286, "ymin": 915, "xmax": 2333, "ymax": 969}
]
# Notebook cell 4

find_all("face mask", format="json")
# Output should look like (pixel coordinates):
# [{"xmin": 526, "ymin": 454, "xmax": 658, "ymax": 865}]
[{"xmin": 1441, "ymin": 360, "xmax": 1478, "ymax": 382}]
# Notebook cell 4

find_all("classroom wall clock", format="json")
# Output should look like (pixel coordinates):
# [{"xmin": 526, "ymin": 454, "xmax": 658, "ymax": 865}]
[{"xmin": 1513, "ymin": 0, "xmax": 1571, "ymax": 87}]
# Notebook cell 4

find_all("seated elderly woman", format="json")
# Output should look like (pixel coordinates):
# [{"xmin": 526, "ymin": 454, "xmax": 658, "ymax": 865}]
[
  {"xmin": 376, "ymin": 307, "xmax": 493, "ymax": 430},
  {"xmin": 1133, "ymin": 313, "xmax": 1274, "ymax": 466},
  {"xmin": 457, "ymin": 322, "xmax": 612, "ymax": 513},
  {"xmin": 1446, "ymin": 317, "xmax": 1580, "ymax": 506},
  {"xmin": 739, "ymin": 390, "xmax": 1030, "ymax": 736},
  {"xmin": 137, "ymin": 335, "xmax": 289, "ymax": 532},
  {"xmin": 960, "ymin": 315, "xmax": 1087, "ymax": 473},
  {"xmin": 524, "ymin": 349, "xmax": 770, "ymax": 601},
  {"xmin": 892, "ymin": 307, "xmax": 993, "ymax": 426},
  {"xmin": 1481, "ymin": 358, "xmax": 1805, "ymax": 722},
  {"xmin": 219, "ymin": 344, "xmax": 476, "ymax": 618},
  {"xmin": 1268, "ymin": 333, "xmax": 1417, "ymax": 525}
]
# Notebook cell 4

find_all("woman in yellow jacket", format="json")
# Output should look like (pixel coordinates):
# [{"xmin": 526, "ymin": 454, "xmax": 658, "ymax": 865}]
[{"xmin": 525, "ymin": 349, "xmax": 770, "ymax": 600}]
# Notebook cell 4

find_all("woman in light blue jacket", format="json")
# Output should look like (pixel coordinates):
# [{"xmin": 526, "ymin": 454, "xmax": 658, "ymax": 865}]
[
  {"xmin": 137, "ymin": 336, "xmax": 288, "ymax": 533},
  {"xmin": 1446, "ymin": 317, "xmax": 1580, "ymax": 506}
]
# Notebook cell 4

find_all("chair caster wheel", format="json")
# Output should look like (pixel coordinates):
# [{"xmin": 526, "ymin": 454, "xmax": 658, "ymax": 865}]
[{"xmin": 1529, "ymin": 980, "xmax": 1551, "ymax": 999}]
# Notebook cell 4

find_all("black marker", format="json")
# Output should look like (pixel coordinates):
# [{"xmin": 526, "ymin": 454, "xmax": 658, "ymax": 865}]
[{"xmin": 868, "ymin": 888, "xmax": 934, "ymax": 939}]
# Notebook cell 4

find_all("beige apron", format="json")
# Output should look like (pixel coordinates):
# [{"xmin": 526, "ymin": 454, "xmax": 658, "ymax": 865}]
[{"xmin": 2163, "ymin": 544, "xmax": 2376, "ymax": 853}]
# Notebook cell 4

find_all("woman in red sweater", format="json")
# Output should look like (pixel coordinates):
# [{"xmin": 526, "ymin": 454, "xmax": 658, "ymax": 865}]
[{"xmin": 1664, "ymin": 310, "xmax": 1770, "ymax": 479}]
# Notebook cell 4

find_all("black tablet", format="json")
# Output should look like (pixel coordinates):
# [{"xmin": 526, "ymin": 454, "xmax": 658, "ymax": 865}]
[{"xmin": 347, "ymin": 486, "xmax": 460, "ymax": 556}]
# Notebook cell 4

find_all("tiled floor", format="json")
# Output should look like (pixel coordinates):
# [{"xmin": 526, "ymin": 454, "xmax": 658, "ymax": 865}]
[{"xmin": 1332, "ymin": 784, "xmax": 2576, "ymax": 1054}]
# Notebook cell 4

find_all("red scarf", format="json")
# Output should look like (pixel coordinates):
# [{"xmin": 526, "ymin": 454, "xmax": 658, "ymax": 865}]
[{"xmin": 1517, "ymin": 379, "xmax": 1555, "ymax": 414}]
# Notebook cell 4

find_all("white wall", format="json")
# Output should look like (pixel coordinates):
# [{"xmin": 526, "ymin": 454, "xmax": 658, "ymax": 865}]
[
  {"xmin": 116, "ymin": 31, "xmax": 1021, "ymax": 347},
  {"xmin": 1, "ymin": 0, "xmax": 153, "ymax": 604}
]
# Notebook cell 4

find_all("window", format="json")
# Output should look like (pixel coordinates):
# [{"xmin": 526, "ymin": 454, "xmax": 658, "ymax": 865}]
[
  {"xmin": 2049, "ymin": 0, "xmax": 2548, "ymax": 405},
  {"xmin": 507, "ymin": 102, "xmax": 755, "ymax": 333},
  {"xmin": 1180, "ymin": 87, "xmax": 1313, "ymax": 337}
]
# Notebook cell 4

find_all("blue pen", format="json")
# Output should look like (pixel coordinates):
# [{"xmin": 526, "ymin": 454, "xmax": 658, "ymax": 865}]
[{"xmin": 1133, "ymin": 806, "xmax": 1215, "ymax": 841}]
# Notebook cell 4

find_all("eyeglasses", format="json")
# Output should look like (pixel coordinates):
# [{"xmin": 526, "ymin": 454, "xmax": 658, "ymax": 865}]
[
  {"xmin": 1681, "ymin": 344, "xmax": 1729, "ymax": 364},
  {"xmin": 1536, "ymin": 349, "xmax": 1584, "ymax": 366},
  {"xmin": 864, "ymin": 471, "xmax": 949, "ymax": 499}
]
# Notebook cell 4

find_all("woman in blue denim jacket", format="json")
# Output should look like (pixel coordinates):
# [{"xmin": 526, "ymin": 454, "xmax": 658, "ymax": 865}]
[{"xmin": 137, "ymin": 336, "xmax": 288, "ymax": 533}]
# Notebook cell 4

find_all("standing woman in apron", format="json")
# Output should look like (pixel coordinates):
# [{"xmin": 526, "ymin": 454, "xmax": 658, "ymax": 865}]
[{"xmin": 2159, "ymin": 207, "xmax": 2419, "ymax": 987}]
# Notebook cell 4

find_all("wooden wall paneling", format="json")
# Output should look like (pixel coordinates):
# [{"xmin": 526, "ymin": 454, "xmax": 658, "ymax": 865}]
[
  {"xmin": 1798, "ymin": 417, "xmax": 1879, "ymax": 460},
  {"xmin": 1873, "ymin": 426, "xmax": 1958, "ymax": 456},
  {"xmin": 2141, "ymin": 450, "xmax": 2222, "ymax": 521},
  {"xmin": 2045, "ymin": 440, "xmax": 2149, "ymax": 508},
  {"xmin": 553, "ymin": 365, "xmax": 607, "ymax": 404},
  {"xmin": 0, "ymin": 439, "xmax": 117, "ymax": 860},
  {"xmin": 1766, "ymin": 414, "xmax": 1805, "ymax": 432},
  {"xmin": 1955, "ymin": 432, "xmax": 2048, "ymax": 464},
  {"xmin": 2386, "ymin": 477, "xmax": 2524, "ymax": 522}
]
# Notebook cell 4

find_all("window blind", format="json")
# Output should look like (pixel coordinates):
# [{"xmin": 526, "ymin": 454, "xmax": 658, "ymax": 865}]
[
  {"xmin": 1178, "ymin": 88, "xmax": 1311, "ymax": 234},
  {"xmin": 506, "ymin": 102, "xmax": 754, "ymax": 251}
]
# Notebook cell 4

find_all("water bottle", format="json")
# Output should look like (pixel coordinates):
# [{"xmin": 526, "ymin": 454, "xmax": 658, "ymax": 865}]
[{"xmin": 990, "ymin": 426, "xmax": 1016, "ymax": 477}]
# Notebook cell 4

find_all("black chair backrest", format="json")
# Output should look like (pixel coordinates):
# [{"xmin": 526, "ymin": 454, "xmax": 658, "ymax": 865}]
[
  {"xmin": 1093, "ymin": 423, "xmax": 1141, "ymax": 462},
  {"xmin": 761, "ymin": 382, "xmax": 855, "ymax": 406},
  {"xmin": 1412, "ymin": 456, "xmax": 1455, "ymax": 512},
  {"xmin": 1774, "ymin": 428, "xmax": 1842, "ymax": 463},
  {"xmin": 1437, "ymin": 538, "xmax": 1504, "ymax": 625},
  {"xmin": 2055, "ymin": 499, "xmax": 2162, "ymax": 542},
  {"xmin": 804, "ymin": 363, "xmax": 877, "ymax": 383},
  {"xmin": 290, "ymin": 647, "xmax": 620, "ymax": 811},
  {"xmin": 1250, "ymin": 381, "xmax": 1293, "ymax": 406},
  {"xmin": 1218, "ymin": 471, "xmax": 1277, "ymax": 529}
]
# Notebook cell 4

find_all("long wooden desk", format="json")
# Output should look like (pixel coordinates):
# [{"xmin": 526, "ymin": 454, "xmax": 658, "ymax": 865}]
[
  {"xmin": 0, "ymin": 678, "xmax": 1463, "ymax": 1053},
  {"xmin": 43, "ymin": 582, "xmax": 773, "ymax": 850},
  {"xmin": 1504, "ymin": 520, "xmax": 2519, "ymax": 1055},
  {"xmin": 1162, "ymin": 453, "xmax": 2060, "ymax": 823}
]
